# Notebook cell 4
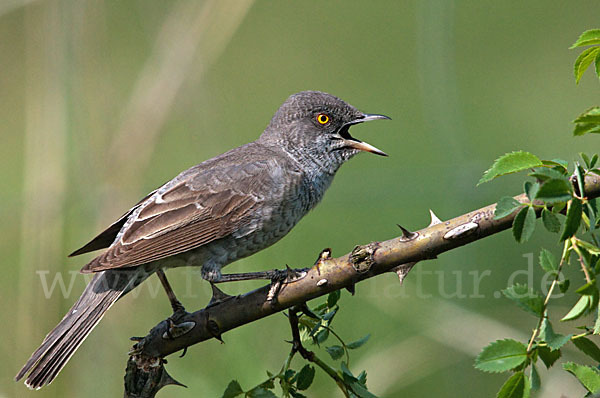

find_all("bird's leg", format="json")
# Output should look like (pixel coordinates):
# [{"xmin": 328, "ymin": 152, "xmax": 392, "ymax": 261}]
[
  {"xmin": 156, "ymin": 269, "xmax": 186, "ymax": 315},
  {"xmin": 211, "ymin": 267, "xmax": 308, "ymax": 302}
]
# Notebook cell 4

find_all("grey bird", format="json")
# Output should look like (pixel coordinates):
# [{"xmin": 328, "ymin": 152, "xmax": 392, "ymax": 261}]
[{"xmin": 15, "ymin": 90, "xmax": 389, "ymax": 389}]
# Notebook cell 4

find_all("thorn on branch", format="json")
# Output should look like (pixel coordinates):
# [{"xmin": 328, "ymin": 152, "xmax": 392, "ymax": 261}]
[
  {"xmin": 428, "ymin": 209, "xmax": 443, "ymax": 226},
  {"xmin": 397, "ymin": 224, "xmax": 418, "ymax": 241}
]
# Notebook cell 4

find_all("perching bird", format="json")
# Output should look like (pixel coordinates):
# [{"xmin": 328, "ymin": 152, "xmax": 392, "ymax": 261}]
[{"xmin": 15, "ymin": 90, "xmax": 389, "ymax": 389}]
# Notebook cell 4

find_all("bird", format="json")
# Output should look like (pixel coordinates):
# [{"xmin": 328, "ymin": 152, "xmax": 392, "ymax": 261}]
[{"xmin": 15, "ymin": 90, "xmax": 389, "ymax": 389}]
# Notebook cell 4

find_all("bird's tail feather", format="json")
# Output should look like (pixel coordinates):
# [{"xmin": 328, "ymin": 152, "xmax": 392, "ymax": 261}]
[{"xmin": 15, "ymin": 268, "xmax": 149, "ymax": 389}]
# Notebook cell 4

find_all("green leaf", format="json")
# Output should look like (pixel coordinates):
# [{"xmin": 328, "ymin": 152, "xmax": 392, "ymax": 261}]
[
  {"xmin": 596, "ymin": 54, "xmax": 600, "ymax": 80},
  {"xmin": 543, "ymin": 159, "xmax": 569, "ymax": 170},
  {"xmin": 357, "ymin": 370, "xmax": 367, "ymax": 385},
  {"xmin": 326, "ymin": 345, "xmax": 345, "ymax": 360},
  {"xmin": 591, "ymin": 154, "xmax": 599, "ymax": 169},
  {"xmin": 574, "ymin": 107, "xmax": 600, "ymax": 136},
  {"xmin": 576, "ymin": 239, "xmax": 600, "ymax": 256},
  {"xmin": 560, "ymin": 198, "xmax": 583, "ymax": 241},
  {"xmin": 475, "ymin": 339, "xmax": 528, "ymax": 373},
  {"xmin": 539, "ymin": 248, "xmax": 558, "ymax": 274},
  {"xmin": 496, "ymin": 371, "xmax": 530, "ymax": 398},
  {"xmin": 296, "ymin": 365, "xmax": 315, "ymax": 391},
  {"xmin": 529, "ymin": 167, "xmax": 567, "ymax": 182},
  {"xmin": 575, "ymin": 280, "xmax": 597, "ymax": 295},
  {"xmin": 541, "ymin": 208, "xmax": 561, "ymax": 233},
  {"xmin": 537, "ymin": 346, "xmax": 561, "ymax": 368},
  {"xmin": 479, "ymin": 151, "xmax": 543, "ymax": 185},
  {"xmin": 562, "ymin": 295, "xmax": 592, "ymax": 321},
  {"xmin": 524, "ymin": 181, "xmax": 540, "ymax": 201},
  {"xmin": 574, "ymin": 47, "xmax": 600, "ymax": 84},
  {"xmin": 574, "ymin": 122, "xmax": 600, "ymax": 136},
  {"xmin": 581, "ymin": 153, "xmax": 592, "ymax": 168},
  {"xmin": 322, "ymin": 307, "xmax": 338, "ymax": 321},
  {"xmin": 247, "ymin": 387, "xmax": 278, "ymax": 398},
  {"xmin": 512, "ymin": 207, "xmax": 536, "ymax": 243},
  {"xmin": 539, "ymin": 318, "xmax": 572, "ymax": 350},
  {"xmin": 595, "ymin": 307, "xmax": 600, "ymax": 334},
  {"xmin": 571, "ymin": 29, "xmax": 600, "ymax": 48},
  {"xmin": 530, "ymin": 364, "xmax": 540, "ymax": 391},
  {"xmin": 495, "ymin": 197, "xmax": 523, "ymax": 220},
  {"xmin": 558, "ymin": 279, "xmax": 570, "ymax": 294},
  {"xmin": 502, "ymin": 284, "xmax": 544, "ymax": 316},
  {"xmin": 535, "ymin": 178, "xmax": 573, "ymax": 203},
  {"xmin": 327, "ymin": 290, "xmax": 341, "ymax": 307},
  {"xmin": 347, "ymin": 334, "xmax": 371, "ymax": 350},
  {"xmin": 573, "ymin": 337, "xmax": 600, "ymax": 362},
  {"xmin": 563, "ymin": 362, "xmax": 600, "ymax": 393},
  {"xmin": 222, "ymin": 380, "xmax": 244, "ymax": 398}
]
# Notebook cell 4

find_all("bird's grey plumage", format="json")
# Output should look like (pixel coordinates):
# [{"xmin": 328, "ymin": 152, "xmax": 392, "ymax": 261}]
[{"xmin": 16, "ymin": 90, "xmax": 389, "ymax": 389}]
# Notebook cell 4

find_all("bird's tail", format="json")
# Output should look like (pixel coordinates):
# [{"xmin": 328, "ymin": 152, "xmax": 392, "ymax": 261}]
[{"xmin": 15, "ymin": 268, "xmax": 150, "ymax": 389}]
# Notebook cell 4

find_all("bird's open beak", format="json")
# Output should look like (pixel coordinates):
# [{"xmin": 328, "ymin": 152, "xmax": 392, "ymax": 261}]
[{"xmin": 342, "ymin": 113, "xmax": 390, "ymax": 156}]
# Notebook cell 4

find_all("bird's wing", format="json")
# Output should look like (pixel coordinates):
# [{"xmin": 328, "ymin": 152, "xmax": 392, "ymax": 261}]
[{"xmin": 81, "ymin": 158, "xmax": 281, "ymax": 272}]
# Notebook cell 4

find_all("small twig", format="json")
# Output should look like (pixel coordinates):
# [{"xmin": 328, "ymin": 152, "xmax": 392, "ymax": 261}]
[
  {"xmin": 526, "ymin": 251, "xmax": 567, "ymax": 354},
  {"xmin": 288, "ymin": 308, "xmax": 350, "ymax": 397}
]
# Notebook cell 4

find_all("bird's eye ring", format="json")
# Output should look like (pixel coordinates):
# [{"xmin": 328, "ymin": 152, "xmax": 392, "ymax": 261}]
[{"xmin": 316, "ymin": 113, "xmax": 330, "ymax": 125}]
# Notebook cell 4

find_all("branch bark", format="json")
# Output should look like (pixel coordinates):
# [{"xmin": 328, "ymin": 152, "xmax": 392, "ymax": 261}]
[{"xmin": 123, "ymin": 173, "xmax": 600, "ymax": 397}]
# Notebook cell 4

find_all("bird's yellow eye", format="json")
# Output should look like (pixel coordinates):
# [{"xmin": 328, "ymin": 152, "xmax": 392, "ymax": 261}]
[{"xmin": 316, "ymin": 113, "xmax": 330, "ymax": 125}]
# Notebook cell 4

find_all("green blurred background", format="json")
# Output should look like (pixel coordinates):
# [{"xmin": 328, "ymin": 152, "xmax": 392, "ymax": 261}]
[{"xmin": 2, "ymin": 1, "xmax": 599, "ymax": 396}]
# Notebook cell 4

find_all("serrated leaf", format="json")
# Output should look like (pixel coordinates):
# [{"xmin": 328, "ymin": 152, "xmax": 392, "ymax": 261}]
[
  {"xmin": 574, "ymin": 47, "xmax": 600, "ymax": 84},
  {"xmin": 512, "ymin": 207, "xmax": 536, "ymax": 243},
  {"xmin": 247, "ymin": 387, "xmax": 278, "ymax": 398},
  {"xmin": 560, "ymin": 198, "xmax": 583, "ymax": 241},
  {"xmin": 495, "ymin": 197, "xmax": 523, "ymax": 220},
  {"xmin": 524, "ymin": 181, "xmax": 540, "ymax": 201},
  {"xmin": 571, "ymin": 29, "xmax": 600, "ymax": 48},
  {"xmin": 327, "ymin": 290, "xmax": 341, "ymax": 307},
  {"xmin": 537, "ymin": 346, "xmax": 561, "ymax": 368},
  {"xmin": 296, "ymin": 365, "xmax": 315, "ymax": 391},
  {"xmin": 529, "ymin": 167, "xmax": 567, "ymax": 182},
  {"xmin": 542, "ymin": 208, "xmax": 561, "ymax": 233},
  {"xmin": 479, "ymin": 151, "xmax": 543, "ymax": 185},
  {"xmin": 574, "ymin": 107, "xmax": 600, "ymax": 136},
  {"xmin": 502, "ymin": 284, "xmax": 544, "ymax": 316},
  {"xmin": 562, "ymin": 295, "xmax": 592, "ymax": 321},
  {"xmin": 539, "ymin": 318, "xmax": 572, "ymax": 350},
  {"xmin": 574, "ymin": 122, "xmax": 600, "ymax": 136},
  {"xmin": 573, "ymin": 337, "xmax": 600, "ymax": 362},
  {"xmin": 496, "ymin": 371, "xmax": 530, "ymax": 398},
  {"xmin": 539, "ymin": 248, "xmax": 558, "ymax": 274},
  {"xmin": 530, "ymin": 364, "xmax": 540, "ymax": 391},
  {"xmin": 326, "ymin": 345, "xmax": 345, "ymax": 360},
  {"xmin": 543, "ymin": 159, "xmax": 569, "ymax": 169},
  {"xmin": 475, "ymin": 339, "xmax": 528, "ymax": 373},
  {"xmin": 563, "ymin": 362, "xmax": 600, "ymax": 393},
  {"xmin": 535, "ymin": 178, "xmax": 573, "ymax": 203},
  {"xmin": 222, "ymin": 380, "xmax": 244, "ymax": 398},
  {"xmin": 347, "ymin": 334, "xmax": 371, "ymax": 350}
]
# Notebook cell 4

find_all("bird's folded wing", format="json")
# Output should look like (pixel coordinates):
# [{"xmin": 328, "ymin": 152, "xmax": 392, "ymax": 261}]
[{"xmin": 80, "ymin": 163, "xmax": 271, "ymax": 272}]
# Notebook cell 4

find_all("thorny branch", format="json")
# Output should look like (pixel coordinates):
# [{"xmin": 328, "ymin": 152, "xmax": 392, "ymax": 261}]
[{"xmin": 123, "ymin": 174, "xmax": 600, "ymax": 397}]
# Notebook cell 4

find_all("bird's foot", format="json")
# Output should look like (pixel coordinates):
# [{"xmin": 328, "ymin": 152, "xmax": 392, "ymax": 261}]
[{"xmin": 266, "ymin": 266, "xmax": 308, "ymax": 302}]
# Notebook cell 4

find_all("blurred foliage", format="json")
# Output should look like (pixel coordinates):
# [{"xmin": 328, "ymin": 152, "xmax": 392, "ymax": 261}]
[{"xmin": 2, "ymin": 1, "xmax": 600, "ymax": 397}]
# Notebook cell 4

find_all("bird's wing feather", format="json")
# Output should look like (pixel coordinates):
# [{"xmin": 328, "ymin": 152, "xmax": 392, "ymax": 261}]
[{"xmin": 81, "ymin": 158, "xmax": 279, "ymax": 272}]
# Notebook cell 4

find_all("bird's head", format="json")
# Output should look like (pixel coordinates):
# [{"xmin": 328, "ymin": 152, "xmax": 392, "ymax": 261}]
[{"xmin": 261, "ymin": 91, "xmax": 390, "ymax": 171}]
